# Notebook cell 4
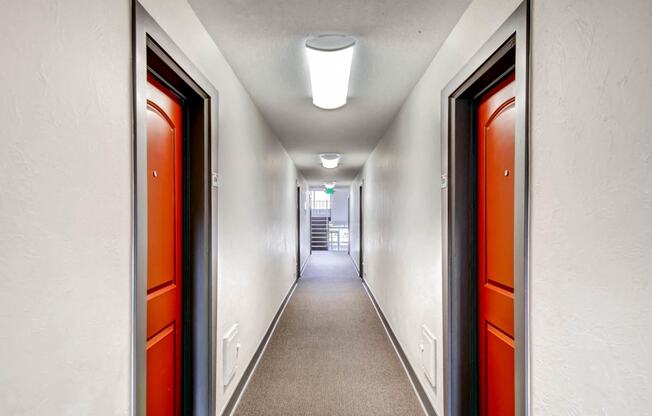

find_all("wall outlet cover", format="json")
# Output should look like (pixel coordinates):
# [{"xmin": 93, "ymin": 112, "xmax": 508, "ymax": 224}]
[
  {"xmin": 222, "ymin": 323, "xmax": 239, "ymax": 386},
  {"xmin": 420, "ymin": 325, "xmax": 436, "ymax": 389}
]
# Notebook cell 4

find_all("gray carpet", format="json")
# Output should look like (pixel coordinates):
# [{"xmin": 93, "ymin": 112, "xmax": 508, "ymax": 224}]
[{"xmin": 233, "ymin": 251, "xmax": 423, "ymax": 416}]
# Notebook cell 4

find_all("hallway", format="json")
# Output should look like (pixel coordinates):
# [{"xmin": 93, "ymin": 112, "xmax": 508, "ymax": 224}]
[
  {"xmin": 2, "ymin": 0, "xmax": 652, "ymax": 415},
  {"xmin": 234, "ymin": 252, "xmax": 422, "ymax": 415}
]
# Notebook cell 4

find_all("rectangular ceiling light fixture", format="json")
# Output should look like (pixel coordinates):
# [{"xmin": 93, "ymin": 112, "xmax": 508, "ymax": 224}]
[{"xmin": 306, "ymin": 35, "xmax": 355, "ymax": 110}]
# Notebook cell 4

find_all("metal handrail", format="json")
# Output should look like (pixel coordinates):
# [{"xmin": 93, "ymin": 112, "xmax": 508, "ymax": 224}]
[
  {"xmin": 311, "ymin": 200, "xmax": 330, "ymax": 210},
  {"xmin": 328, "ymin": 225, "xmax": 349, "ymax": 251}
]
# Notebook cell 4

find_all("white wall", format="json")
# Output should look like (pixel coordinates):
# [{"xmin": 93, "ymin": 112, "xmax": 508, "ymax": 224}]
[
  {"xmin": 0, "ymin": 1, "xmax": 132, "ymax": 414},
  {"xmin": 0, "ymin": 0, "xmax": 308, "ymax": 414},
  {"xmin": 353, "ymin": 0, "xmax": 652, "ymax": 414},
  {"xmin": 330, "ymin": 188, "xmax": 350, "ymax": 226},
  {"xmin": 530, "ymin": 0, "xmax": 652, "ymax": 413}
]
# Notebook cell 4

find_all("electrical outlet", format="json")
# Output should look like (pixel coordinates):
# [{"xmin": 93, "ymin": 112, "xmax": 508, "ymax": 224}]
[{"xmin": 223, "ymin": 323, "xmax": 239, "ymax": 386}]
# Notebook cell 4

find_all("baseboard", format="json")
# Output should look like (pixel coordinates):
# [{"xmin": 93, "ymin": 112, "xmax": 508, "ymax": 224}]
[
  {"xmin": 348, "ymin": 254, "xmax": 361, "ymax": 277},
  {"xmin": 299, "ymin": 256, "xmax": 310, "ymax": 276},
  {"xmin": 221, "ymin": 281, "xmax": 298, "ymax": 415},
  {"xmin": 361, "ymin": 280, "xmax": 438, "ymax": 416}
]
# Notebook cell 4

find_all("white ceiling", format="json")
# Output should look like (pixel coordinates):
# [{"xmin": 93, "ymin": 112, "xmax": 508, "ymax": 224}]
[{"xmin": 188, "ymin": 0, "xmax": 471, "ymax": 185}]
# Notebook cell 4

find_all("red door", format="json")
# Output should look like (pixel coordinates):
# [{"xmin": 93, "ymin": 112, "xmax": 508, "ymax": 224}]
[
  {"xmin": 478, "ymin": 72, "xmax": 515, "ymax": 416},
  {"xmin": 146, "ymin": 73, "xmax": 183, "ymax": 416}
]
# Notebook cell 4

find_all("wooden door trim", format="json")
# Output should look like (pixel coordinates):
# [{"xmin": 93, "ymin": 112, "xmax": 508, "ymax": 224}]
[
  {"xmin": 440, "ymin": 2, "xmax": 530, "ymax": 415},
  {"xmin": 133, "ymin": 3, "xmax": 219, "ymax": 415}
]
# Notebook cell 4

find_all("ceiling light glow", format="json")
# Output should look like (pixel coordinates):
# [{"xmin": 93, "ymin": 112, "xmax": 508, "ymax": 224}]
[
  {"xmin": 324, "ymin": 181, "xmax": 336, "ymax": 189},
  {"xmin": 320, "ymin": 153, "xmax": 341, "ymax": 169},
  {"xmin": 306, "ymin": 35, "xmax": 355, "ymax": 110}
]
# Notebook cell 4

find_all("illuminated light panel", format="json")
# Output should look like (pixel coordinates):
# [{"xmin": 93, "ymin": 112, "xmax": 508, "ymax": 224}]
[
  {"xmin": 306, "ymin": 35, "xmax": 355, "ymax": 110},
  {"xmin": 320, "ymin": 153, "xmax": 341, "ymax": 169}
]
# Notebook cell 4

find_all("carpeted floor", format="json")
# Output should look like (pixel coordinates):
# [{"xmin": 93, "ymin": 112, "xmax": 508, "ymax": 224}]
[{"xmin": 233, "ymin": 251, "xmax": 423, "ymax": 416}]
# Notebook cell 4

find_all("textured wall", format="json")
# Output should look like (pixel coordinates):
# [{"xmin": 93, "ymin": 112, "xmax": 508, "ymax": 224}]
[
  {"xmin": 530, "ymin": 0, "xmax": 652, "ymax": 413},
  {"xmin": 330, "ymin": 188, "xmax": 350, "ymax": 227},
  {"xmin": 0, "ymin": 0, "xmax": 308, "ymax": 414},
  {"xmin": 350, "ymin": 0, "xmax": 523, "ymax": 412},
  {"xmin": 0, "ymin": 0, "xmax": 132, "ymax": 414}
]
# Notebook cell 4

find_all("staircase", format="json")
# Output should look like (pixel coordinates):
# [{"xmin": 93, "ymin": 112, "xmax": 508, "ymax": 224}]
[{"xmin": 311, "ymin": 216, "xmax": 329, "ymax": 251}]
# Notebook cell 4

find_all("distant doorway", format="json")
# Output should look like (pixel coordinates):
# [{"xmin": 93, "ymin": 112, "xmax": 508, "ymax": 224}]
[
  {"xmin": 309, "ymin": 189, "xmax": 349, "ymax": 252},
  {"xmin": 359, "ymin": 184, "xmax": 363, "ymax": 279}
]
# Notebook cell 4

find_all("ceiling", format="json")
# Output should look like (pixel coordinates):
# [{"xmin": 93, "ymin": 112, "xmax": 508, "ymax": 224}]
[{"xmin": 188, "ymin": 0, "xmax": 471, "ymax": 185}]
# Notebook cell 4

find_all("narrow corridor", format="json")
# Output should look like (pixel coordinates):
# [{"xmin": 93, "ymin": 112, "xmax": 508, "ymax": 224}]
[
  {"xmin": 234, "ymin": 252, "xmax": 422, "ymax": 415},
  {"xmin": 3, "ymin": 1, "xmax": 652, "ymax": 415}
]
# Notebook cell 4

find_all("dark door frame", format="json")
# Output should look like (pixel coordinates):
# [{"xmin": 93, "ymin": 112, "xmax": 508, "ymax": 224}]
[
  {"xmin": 133, "ymin": 3, "xmax": 219, "ymax": 415},
  {"xmin": 440, "ymin": 2, "xmax": 529, "ymax": 416},
  {"xmin": 296, "ymin": 184, "xmax": 301, "ymax": 279},
  {"xmin": 359, "ymin": 184, "xmax": 364, "ymax": 279},
  {"xmin": 347, "ymin": 193, "xmax": 351, "ymax": 255}
]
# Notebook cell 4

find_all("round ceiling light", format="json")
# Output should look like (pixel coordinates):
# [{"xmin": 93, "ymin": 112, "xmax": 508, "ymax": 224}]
[{"xmin": 320, "ymin": 153, "xmax": 341, "ymax": 169}]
